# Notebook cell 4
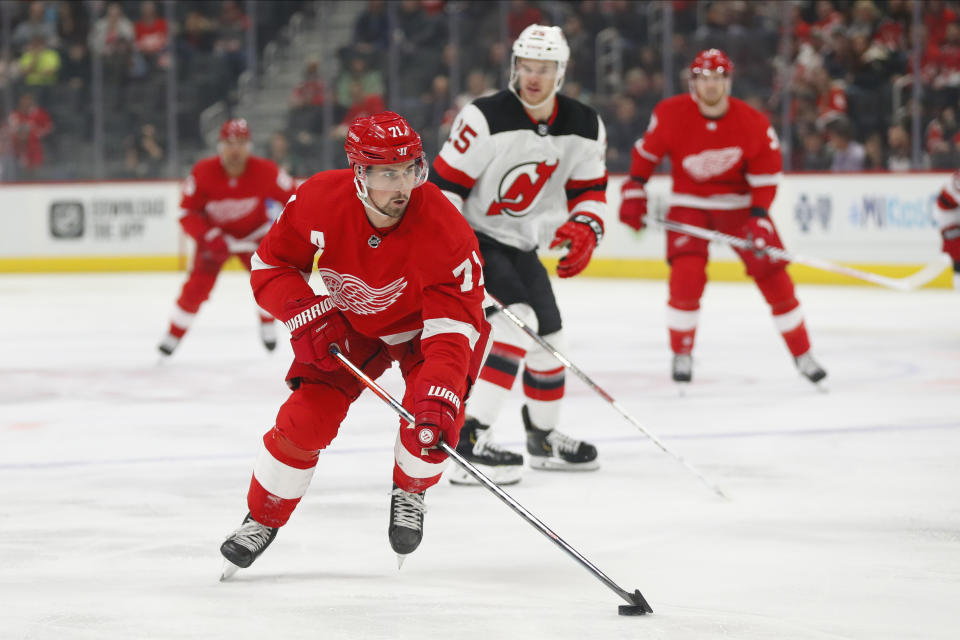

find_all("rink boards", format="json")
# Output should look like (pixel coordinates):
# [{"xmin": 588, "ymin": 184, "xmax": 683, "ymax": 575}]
[{"xmin": 0, "ymin": 173, "xmax": 952, "ymax": 287}]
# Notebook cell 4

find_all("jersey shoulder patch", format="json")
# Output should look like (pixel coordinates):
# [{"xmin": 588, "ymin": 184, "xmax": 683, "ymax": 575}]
[
  {"xmin": 552, "ymin": 95, "xmax": 600, "ymax": 140},
  {"xmin": 472, "ymin": 90, "xmax": 529, "ymax": 135}
]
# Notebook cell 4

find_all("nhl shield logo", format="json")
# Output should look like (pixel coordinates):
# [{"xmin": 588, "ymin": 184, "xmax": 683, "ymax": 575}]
[
  {"xmin": 537, "ymin": 123, "xmax": 549, "ymax": 136},
  {"xmin": 368, "ymin": 234, "xmax": 381, "ymax": 248}
]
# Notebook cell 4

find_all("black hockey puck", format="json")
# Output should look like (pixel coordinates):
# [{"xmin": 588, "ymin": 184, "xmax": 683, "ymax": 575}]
[{"xmin": 618, "ymin": 604, "xmax": 649, "ymax": 616}]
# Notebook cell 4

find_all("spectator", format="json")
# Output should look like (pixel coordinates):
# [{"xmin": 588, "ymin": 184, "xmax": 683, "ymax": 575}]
[
  {"xmin": 886, "ymin": 124, "xmax": 918, "ymax": 171},
  {"xmin": 3, "ymin": 93, "xmax": 53, "ymax": 179},
  {"xmin": 863, "ymin": 131, "xmax": 885, "ymax": 169},
  {"xmin": 800, "ymin": 130, "xmax": 832, "ymax": 170},
  {"xmin": 12, "ymin": 1, "xmax": 57, "ymax": 53},
  {"xmin": 333, "ymin": 80, "xmax": 387, "ymax": 139},
  {"xmin": 268, "ymin": 131, "xmax": 304, "ymax": 177},
  {"xmin": 826, "ymin": 117, "xmax": 866, "ymax": 171},
  {"xmin": 506, "ymin": 0, "xmax": 543, "ymax": 39},
  {"xmin": 178, "ymin": 10, "xmax": 216, "ymax": 58},
  {"xmin": 134, "ymin": 1, "xmax": 170, "ymax": 70},
  {"xmin": 335, "ymin": 54, "xmax": 383, "ymax": 110},
  {"xmin": 18, "ymin": 34, "xmax": 61, "ymax": 89},
  {"xmin": 60, "ymin": 42, "xmax": 90, "ymax": 90},
  {"xmin": 925, "ymin": 106, "xmax": 959, "ymax": 169},
  {"xmin": 214, "ymin": 0, "xmax": 250, "ymax": 79},
  {"xmin": 604, "ymin": 94, "xmax": 643, "ymax": 172},
  {"xmin": 88, "ymin": 3, "xmax": 135, "ymax": 58},
  {"xmin": 353, "ymin": 0, "xmax": 390, "ymax": 55},
  {"xmin": 56, "ymin": 1, "xmax": 90, "ymax": 51}
]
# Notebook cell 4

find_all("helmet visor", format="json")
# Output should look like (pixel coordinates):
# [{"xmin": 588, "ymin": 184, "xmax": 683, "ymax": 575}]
[{"xmin": 359, "ymin": 157, "xmax": 429, "ymax": 192}]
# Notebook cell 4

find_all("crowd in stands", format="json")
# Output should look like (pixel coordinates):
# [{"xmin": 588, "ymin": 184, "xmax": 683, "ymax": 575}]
[
  {"xmin": 0, "ymin": 0, "xmax": 305, "ymax": 180},
  {"xmin": 3, "ymin": 0, "xmax": 960, "ymax": 181}
]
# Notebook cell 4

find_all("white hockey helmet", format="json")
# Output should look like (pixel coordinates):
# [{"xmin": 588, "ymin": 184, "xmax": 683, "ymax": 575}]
[{"xmin": 510, "ymin": 24, "xmax": 570, "ymax": 109}]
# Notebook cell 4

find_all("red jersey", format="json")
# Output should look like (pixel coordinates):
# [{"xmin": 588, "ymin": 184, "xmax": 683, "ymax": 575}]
[
  {"xmin": 628, "ymin": 94, "xmax": 782, "ymax": 212},
  {"xmin": 251, "ymin": 169, "xmax": 487, "ymax": 396},
  {"xmin": 5, "ymin": 106, "xmax": 52, "ymax": 169},
  {"xmin": 179, "ymin": 155, "xmax": 295, "ymax": 242}
]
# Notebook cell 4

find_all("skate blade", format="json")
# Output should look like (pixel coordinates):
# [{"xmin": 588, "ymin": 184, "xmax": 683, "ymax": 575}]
[
  {"xmin": 220, "ymin": 559, "xmax": 240, "ymax": 581},
  {"xmin": 396, "ymin": 553, "xmax": 409, "ymax": 569},
  {"xmin": 528, "ymin": 458, "xmax": 600, "ymax": 472},
  {"xmin": 448, "ymin": 464, "xmax": 522, "ymax": 486}
]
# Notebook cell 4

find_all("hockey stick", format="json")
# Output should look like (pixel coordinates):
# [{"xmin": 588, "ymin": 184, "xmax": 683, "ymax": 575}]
[
  {"xmin": 657, "ymin": 218, "xmax": 950, "ymax": 292},
  {"xmin": 329, "ymin": 345, "xmax": 653, "ymax": 616},
  {"xmin": 484, "ymin": 296, "xmax": 728, "ymax": 500}
]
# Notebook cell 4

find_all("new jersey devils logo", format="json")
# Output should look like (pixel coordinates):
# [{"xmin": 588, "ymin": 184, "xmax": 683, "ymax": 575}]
[
  {"xmin": 317, "ymin": 268, "xmax": 407, "ymax": 315},
  {"xmin": 486, "ymin": 160, "xmax": 559, "ymax": 217}
]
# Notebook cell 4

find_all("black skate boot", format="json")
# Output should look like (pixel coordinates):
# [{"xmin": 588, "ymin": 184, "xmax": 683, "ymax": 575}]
[
  {"xmin": 522, "ymin": 405, "xmax": 599, "ymax": 471},
  {"xmin": 795, "ymin": 352, "xmax": 827, "ymax": 385},
  {"xmin": 448, "ymin": 417, "xmax": 523, "ymax": 486},
  {"xmin": 389, "ymin": 484, "xmax": 426, "ymax": 567},
  {"xmin": 672, "ymin": 353, "xmax": 692, "ymax": 383},
  {"xmin": 260, "ymin": 321, "xmax": 277, "ymax": 352},
  {"xmin": 157, "ymin": 333, "xmax": 180, "ymax": 357},
  {"xmin": 219, "ymin": 513, "xmax": 278, "ymax": 580}
]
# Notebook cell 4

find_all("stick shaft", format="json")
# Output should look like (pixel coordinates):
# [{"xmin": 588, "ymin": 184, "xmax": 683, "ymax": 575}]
[
  {"xmin": 329, "ymin": 346, "xmax": 649, "ymax": 609},
  {"xmin": 486, "ymin": 297, "xmax": 727, "ymax": 500}
]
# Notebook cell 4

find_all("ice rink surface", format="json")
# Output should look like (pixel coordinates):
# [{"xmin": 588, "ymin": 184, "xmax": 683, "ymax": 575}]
[{"xmin": 1, "ymin": 272, "xmax": 958, "ymax": 639}]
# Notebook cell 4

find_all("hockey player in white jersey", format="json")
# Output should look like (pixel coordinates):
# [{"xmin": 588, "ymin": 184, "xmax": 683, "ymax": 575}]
[{"xmin": 431, "ymin": 24, "xmax": 607, "ymax": 485}]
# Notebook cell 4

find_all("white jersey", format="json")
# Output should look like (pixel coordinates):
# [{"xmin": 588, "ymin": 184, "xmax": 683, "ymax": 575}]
[{"xmin": 432, "ymin": 90, "xmax": 608, "ymax": 251}]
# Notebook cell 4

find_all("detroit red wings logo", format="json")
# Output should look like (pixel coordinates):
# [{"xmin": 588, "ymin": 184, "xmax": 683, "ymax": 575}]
[
  {"xmin": 317, "ymin": 268, "xmax": 407, "ymax": 315},
  {"xmin": 486, "ymin": 160, "xmax": 559, "ymax": 217},
  {"xmin": 681, "ymin": 147, "xmax": 743, "ymax": 182}
]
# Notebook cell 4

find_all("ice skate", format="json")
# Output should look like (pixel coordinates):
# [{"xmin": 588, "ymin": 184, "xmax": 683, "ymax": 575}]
[
  {"xmin": 672, "ymin": 353, "xmax": 692, "ymax": 383},
  {"xmin": 259, "ymin": 321, "xmax": 277, "ymax": 352},
  {"xmin": 157, "ymin": 333, "xmax": 180, "ymax": 358},
  {"xmin": 795, "ymin": 352, "xmax": 827, "ymax": 386},
  {"xmin": 448, "ymin": 417, "xmax": 523, "ymax": 486},
  {"xmin": 522, "ymin": 406, "xmax": 598, "ymax": 471},
  {"xmin": 389, "ymin": 484, "xmax": 426, "ymax": 568},
  {"xmin": 219, "ymin": 513, "xmax": 278, "ymax": 580}
]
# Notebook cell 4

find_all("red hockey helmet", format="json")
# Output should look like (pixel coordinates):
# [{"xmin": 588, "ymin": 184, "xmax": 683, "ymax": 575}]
[
  {"xmin": 219, "ymin": 118, "xmax": 251, "ymax": 141},
  {"xmin": 689, "ymin": 48, "xmax": 734, "ymax": 77},
  {"xmin": 345, "ymin": 112, "xmax": 428, "ymax": 206},
  {"xmin": 345, "ymin": 111, "xmax": 424, "ymax": 166}
]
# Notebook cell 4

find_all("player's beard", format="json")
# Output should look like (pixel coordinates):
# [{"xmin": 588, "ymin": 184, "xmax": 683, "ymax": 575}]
[{"xmin": 370, "ymin": 192, "xmax": 409, "ymax": 219}]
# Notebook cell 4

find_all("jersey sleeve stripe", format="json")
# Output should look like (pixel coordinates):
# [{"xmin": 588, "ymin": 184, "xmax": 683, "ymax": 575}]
[
  {"xmin": 634, "ymin": 139, "xmax": 660, "ymax": 163},
  {"xmin": 565, "ymin": 174, "xmax": 608, "ymax": 190},
  {"xmin": 433, "ymin": 155, "xmax": 476, "ymax": 190},
  {"xmin": 422, "ymin": 317, "xmax": 480, "ymax": 349},
  {"xmin": 939, "ymin": 190, "xmax": 959, "ymax": 210},
  {"xmin": 566, "ymin": 188, "xmax": 606, "ymax": 211},
  {"xmin": 745, "ymin": 172, "xmax": 783, "ymax": 187}
]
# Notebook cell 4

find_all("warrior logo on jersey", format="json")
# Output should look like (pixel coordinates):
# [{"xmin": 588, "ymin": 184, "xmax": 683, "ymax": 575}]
[
  {"xmin": 317, "ymin": 268, "xmax": 407, "ymax": 315},
  {"xmin": 486, "ymin": 160, "xmax": 559, "ymax": 217},
  {"xmin": 681, "ymin": 146, "xmax": 743, "ymax": 182}
]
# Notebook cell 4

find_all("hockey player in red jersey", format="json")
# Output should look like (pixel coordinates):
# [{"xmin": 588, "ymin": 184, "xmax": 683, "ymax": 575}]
[
  {"xmin": 934, "ymin": 170, "xmax": 960, "ymax": 290},
  {"xmin": 157, "ymin": 118, "xmax": 296, "ymax": 357},
  {"xmin": 618, "ymin": 49, "xmax": 827, "ymax": 385},
  {"xmin": 219, "ymin": 112, "xmax": 490, "ymax": 577},
  {"xmin": 431, "ymin": 24, "xmax": 606, "ymax": 485}
]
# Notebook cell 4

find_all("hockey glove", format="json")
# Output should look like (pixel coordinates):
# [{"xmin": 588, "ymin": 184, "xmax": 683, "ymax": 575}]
[
  {"xmin": 284, "ymin": 296, "xmax": 355, "ymax": 371},
  {"xmin": 549, "ymin": 212, "xmax": 604, "ymax": 279},
  {"xmin": 407, "ymin": 383, "xmax": 461, "ymax": 463},
  {"xmin": 742, "ymin": 209, "xmax": 782, "ymax": 261},
  {"xmin": 942, "ymin": 225, "xmax": 960, "ymax": 263},
  {"xmin": 200, "ymin": 228, "xmax": 231, "ymax": 262},
  {"xmin": 619, "ymin": 179, "xmax": 648, "ymax": 231}
]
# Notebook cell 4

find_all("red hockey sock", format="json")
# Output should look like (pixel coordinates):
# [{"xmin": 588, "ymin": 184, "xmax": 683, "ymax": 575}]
[
  {"xmin": 756, "ymin": 270, "xmax": 811, "ymax": 357},
  {"xmin": 247, "ymin": 428, "xmax": 320, "ymax": 528},
  {"xmin": 668, "ymin": 254, "xmax": 707, "ymax": 354}
]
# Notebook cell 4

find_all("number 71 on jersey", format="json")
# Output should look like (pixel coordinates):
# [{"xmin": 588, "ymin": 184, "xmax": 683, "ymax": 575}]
[{"xmin": 453, "ymin": 251, "xmax": 485, "ymax": 292}]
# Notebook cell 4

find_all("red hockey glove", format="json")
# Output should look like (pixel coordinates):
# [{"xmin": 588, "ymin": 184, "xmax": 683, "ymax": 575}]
[
  {"xmin": 200, "ymin": 228, "xmax": 231, "ymax": 262},
  {"xmin": 549, "ymin": 212, "xmax": 604, "ymax": 278},
  {"xmin": 742, "ymin": 209, "xmax": 782, "ymax": 262},
  {"xmin": 407, "ymin": 383, "xmax": 461, "ymax": 463},
  {"xmin": 942, "ymin": 225, "xmax": 960, "ymax": 263},
  {"xmin": 619, "ymin": 179, "xmax": 648, "ymax": 231},
  {"xmin": 283, "ymin": 296, "xmax": 354, "ymax": 371}
]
